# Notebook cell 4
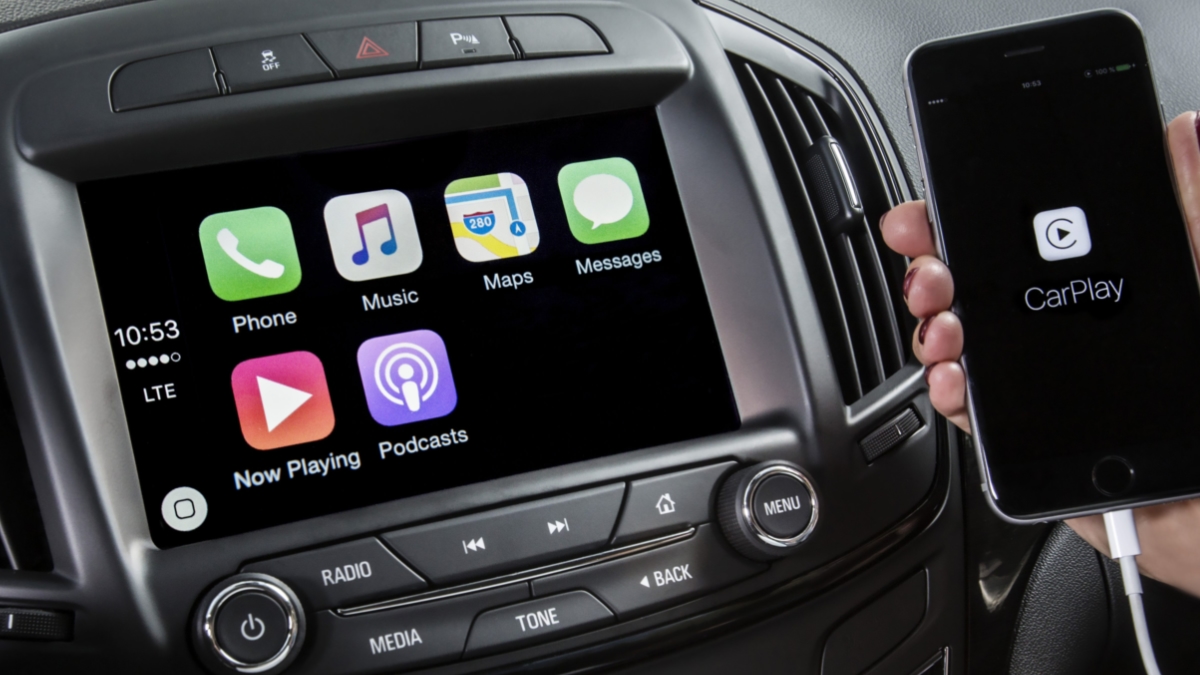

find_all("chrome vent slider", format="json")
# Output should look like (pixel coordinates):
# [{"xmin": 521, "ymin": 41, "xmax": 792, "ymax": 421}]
[{"xmin": 804, "ymin": 137, "xmax": 863, "ymax": 233}]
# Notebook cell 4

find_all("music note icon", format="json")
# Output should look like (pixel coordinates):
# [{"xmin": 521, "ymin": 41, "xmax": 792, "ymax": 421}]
[
  {"xmin": 351, "ymin": 203, "xmax": 399, "ymax": 266},
  {"xmin": 324, "ymin": 190, "xmax": 424, "ymax": 282}
]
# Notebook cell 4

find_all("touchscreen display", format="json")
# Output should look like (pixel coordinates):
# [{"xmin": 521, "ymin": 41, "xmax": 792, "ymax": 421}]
[
  {"xmin": 910, "ymin": 16, "xmax": 1200, "ymax": 515},
  {"xmin": 80, "ymin": 109, "xmax": 738, "ymax": 546}
]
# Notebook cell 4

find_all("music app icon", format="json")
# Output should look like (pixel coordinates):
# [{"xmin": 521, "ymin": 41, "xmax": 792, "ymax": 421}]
[{"xmin": 324, "ymin": 190, "xmax": 423, "ymax": 281}]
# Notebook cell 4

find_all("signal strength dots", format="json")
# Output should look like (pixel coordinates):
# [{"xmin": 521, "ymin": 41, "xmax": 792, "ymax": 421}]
[{"xmin": 126, "ymin": 352, "xmax": 181, "ymax": 370}]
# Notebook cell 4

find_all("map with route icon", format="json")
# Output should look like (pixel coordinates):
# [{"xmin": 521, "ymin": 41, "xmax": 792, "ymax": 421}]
[{"xmin": 444, "ymin": 172, "xmax": 540, "ymax": 262}]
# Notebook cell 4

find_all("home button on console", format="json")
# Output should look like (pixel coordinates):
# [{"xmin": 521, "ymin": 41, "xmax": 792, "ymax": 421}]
[{"xmin": 1092, "ymin": 456, "xmax": 1134, "ymax": 496}]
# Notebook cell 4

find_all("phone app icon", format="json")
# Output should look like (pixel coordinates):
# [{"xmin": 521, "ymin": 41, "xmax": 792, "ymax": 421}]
[
  {"xmin": 558, "ymin": 157, "xmax": 650, "ymax": 245},
  {"xmin": 1033, "ymin": 206, "xmax": 1092, "ymax": 261},
  {"xmin": 199, "ymin": 206, "xmax": 302, "ymax": 301},
  {"xmin": 444, "ymin": 173, "xmax": 539, "ymax": 261},
  {"xmin": 231, "ymin": 351, "xmax": 336, "ymax": 451},
  {"xmin": 324, "ymin": 190, "xmax": 423, "ymax": 281},
  {"xmin": 357, "ymin": 329, "xmax": 457, "ymax": 426}
]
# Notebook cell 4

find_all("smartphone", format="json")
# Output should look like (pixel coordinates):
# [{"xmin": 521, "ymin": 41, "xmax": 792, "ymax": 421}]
[{"xmin": 905, "ymin": 10, "xmax": 1200, "ymax": 521}]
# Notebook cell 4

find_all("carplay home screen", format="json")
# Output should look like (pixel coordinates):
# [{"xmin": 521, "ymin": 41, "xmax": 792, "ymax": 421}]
[
  {"xmin": 912, "ymin": 16, "xmax": 1200, "ymax": 516},
  {"xmin": 79, "ymin": 109, "xmax": 739, "ymax": 547}
]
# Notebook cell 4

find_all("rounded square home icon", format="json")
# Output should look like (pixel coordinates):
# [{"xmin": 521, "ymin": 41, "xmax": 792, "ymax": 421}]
[{"xmin": 1033, "ymin": 206, "xmax": 1092, "ymax": 261}]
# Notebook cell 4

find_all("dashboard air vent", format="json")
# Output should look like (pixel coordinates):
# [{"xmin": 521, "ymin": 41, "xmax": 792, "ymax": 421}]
[
  {"xmin": 0, "ymin": 361, "xmax": 51, "ymax": 571},
  {"xmin": 731, "ymin": 56, "xmax": 909, "ymax": 402}
]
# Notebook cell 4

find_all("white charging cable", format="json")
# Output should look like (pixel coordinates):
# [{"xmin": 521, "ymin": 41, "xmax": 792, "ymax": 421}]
[{"xmin": 1103, "ymin": 509, "xmax": 1163, "ymax": 675}]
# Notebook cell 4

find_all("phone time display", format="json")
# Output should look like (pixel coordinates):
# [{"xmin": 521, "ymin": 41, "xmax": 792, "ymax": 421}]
[{"xmin": 112, "ymin": 320, "xmax": 181, "ymax": 348}]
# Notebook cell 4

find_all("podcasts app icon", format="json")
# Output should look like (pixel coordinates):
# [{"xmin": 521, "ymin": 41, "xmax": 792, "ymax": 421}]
[{"xmin": 357, "ymin": 329, "xmax": 458, "ymax": 426}]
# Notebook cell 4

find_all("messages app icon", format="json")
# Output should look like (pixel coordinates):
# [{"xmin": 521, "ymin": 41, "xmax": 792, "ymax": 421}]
[
  {"xmin": 558, "ymin": 157, "xmax": 650, "ymax": 245},
  {"xmin": 199, "ymin": 206, "xmax": 302, "ymax": 301},
  {"xmin": 445, "ymin": 173, "xmax": 540, "ymax": 261}
]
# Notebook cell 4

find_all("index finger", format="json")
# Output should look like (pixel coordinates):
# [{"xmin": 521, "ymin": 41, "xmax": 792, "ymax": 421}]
[
  {"xmin": 880, "ymin": 200, "xmax": 939, "ymax": 259},
  {"xmin": 1167, "ymin": 112, "xmax": 1200, "ymax": 260}
]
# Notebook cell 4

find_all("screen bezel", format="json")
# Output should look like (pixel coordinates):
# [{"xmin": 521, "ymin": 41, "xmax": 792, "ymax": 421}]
[{"xmin": 907, "ymin": 10, "xmax": 1200, "ymax": 521}]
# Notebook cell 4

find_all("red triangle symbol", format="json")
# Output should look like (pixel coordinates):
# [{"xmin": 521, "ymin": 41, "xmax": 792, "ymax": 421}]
[{"xmin": 356, "ymin": 36, "xmax": 389, "ymax": 60}]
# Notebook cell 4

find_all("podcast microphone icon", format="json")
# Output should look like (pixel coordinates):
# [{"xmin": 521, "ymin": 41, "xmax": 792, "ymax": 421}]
[{"xmin": 357, "ymin": 330, "xmax": 459, "ymax": 426}]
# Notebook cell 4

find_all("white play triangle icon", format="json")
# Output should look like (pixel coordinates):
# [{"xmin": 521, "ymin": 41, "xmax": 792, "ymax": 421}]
[{"xmin": 257, "ymin": 376, "xmax": 313, "ymax": 432}]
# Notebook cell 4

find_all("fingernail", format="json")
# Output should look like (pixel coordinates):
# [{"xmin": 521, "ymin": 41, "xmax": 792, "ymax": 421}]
[
  {"xmin": 1194, "ymin": 111, "xmax": 1200, "ymax": 151},
  {"xmin": 918, "ymin": 317, "xmax": 931, "ymax": 345},
  {"xmin": 924, "ymin": 364, "xmax": 934, "ymax": 386},
  {"xmin": 879, "ymin": 211, "xmax": 888, "ymax": 231},
  {"xmin": 903, "ymin": 267, "xmax": 919, "ymax": 300}
]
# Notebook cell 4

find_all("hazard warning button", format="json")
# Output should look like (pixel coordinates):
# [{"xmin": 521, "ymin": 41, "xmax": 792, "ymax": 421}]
[{"xmin": 307, "ymin": 22, "xmax": 418, "ymax": 78}]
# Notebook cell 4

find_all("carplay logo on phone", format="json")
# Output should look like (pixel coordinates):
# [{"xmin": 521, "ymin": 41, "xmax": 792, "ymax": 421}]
[{"xmin": 1033, "ymin": 206, "xmax": 1092, "ymax": 261}]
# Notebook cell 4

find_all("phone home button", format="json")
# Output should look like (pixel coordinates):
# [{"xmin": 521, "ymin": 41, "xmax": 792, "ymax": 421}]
[{"xmin": 1092, "ymin": 456, "xmax": 1134, "ymax": 496}]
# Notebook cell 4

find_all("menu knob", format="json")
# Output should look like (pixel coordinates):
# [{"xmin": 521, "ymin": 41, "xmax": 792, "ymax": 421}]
[
  {"xmin": 194, "ymin": 573, "xmax": 305, "ymax": 674},
  {"xmin": 717, "ymin": 462, "xmax": 818, "ymax": 561}
]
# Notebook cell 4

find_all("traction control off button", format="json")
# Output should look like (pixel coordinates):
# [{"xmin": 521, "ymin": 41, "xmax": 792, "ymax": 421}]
[{"xmin": 212, "ymin": 34, "xmax": 333, "ymax": 94}]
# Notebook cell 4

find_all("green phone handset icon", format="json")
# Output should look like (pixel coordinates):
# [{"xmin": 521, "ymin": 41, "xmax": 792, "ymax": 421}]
[
  {"xmin": 216, "ymin": 227, "xmax": 286, "ymax": 279},
  {"xmin": 199, "ymin": 206, "xmax": 302, "ymax": 302}
]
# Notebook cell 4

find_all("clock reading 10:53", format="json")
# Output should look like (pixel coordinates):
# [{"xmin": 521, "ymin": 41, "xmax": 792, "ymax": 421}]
[{"xmin": 112, "ymin": 320, "xmax": 181, "ymax": 348}]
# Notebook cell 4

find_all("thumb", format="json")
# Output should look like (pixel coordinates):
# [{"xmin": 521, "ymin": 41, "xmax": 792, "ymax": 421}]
[{"xmin": 1166, "ymin": 112, "xmax": 1200, "ymax": 261}]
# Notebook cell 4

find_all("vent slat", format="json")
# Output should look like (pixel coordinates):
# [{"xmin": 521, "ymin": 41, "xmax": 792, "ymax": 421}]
[
  {"xmin": 842, "ymin": 234, "xmax": 886, "ymax": 387},
  {"xmin": 767, "ymin": 78, "xmax": 813, "ymax": 149},
  {"xmin": 735, "ymin": 61, "xmax": 865, "ymax": 400},
  {"xmin": 799, "ymin": 95, "xmax": 832, "ymax": 138},
  {"xmin": 733, "ymin": 56, "xmax": 909, "ymax": 402},
  {"xmin": 853, "ymin": 221, "xmax": 906, "ymax": 374}
]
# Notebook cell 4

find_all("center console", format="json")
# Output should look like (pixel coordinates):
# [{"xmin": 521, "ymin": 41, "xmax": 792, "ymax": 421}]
[{"xmin": 0, "ymin": 1, "xmax": 964, "ymax": 673}]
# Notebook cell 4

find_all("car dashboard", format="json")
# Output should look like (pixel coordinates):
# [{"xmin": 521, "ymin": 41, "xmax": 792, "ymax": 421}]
[{"xmin": 0, "ymin": 0, "xmax": 1194, "ymax": 674}]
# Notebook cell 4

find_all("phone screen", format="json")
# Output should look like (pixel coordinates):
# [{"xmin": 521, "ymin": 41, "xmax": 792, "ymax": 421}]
[{"xmin": 909, "ymin": 12, "xmax": 1200, "ymax": 518}]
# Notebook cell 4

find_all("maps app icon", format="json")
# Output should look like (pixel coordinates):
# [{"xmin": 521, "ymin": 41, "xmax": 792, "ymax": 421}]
[
  {"xmin": 444, "ymin": 172, "xmax": 539, "ymax": 261},
  {"xmin": 357, "ymin": 330, "xmax": 458, "ymax": 426}
]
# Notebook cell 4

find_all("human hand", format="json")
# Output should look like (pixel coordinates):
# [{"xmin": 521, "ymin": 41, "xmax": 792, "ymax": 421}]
[{"xmin": 880, "ymin": 111, "xmax": 1200, "ymax": 597}]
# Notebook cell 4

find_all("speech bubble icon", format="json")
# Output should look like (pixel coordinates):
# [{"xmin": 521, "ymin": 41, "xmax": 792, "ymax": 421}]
[{"xmin": 573, "ymin": 173, "xmax": 634, "ymax": 229}]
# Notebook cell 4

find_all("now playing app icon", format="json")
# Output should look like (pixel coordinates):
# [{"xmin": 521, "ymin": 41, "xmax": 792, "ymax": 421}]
[
  {"xmin": 1034, "ymin": 206, "xmax": 1092, "ymax": 261},
  {"xmin": 231, "ymin": 351, "xmax": 336, "ymax": 451}
]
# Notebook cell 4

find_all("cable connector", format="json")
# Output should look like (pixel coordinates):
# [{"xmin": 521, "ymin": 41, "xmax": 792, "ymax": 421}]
[{"xmin": 1103, "ymin": 509, "xmax": 1162, "ymax": 675}]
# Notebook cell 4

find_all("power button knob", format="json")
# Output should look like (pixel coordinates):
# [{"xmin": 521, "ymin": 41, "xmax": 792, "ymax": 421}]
[
  {"xmin": 718, "ymin": 462, "xmax": 819, "ymax": 561},
  {"xmin": 195, "ymin": 573, "xmax": 305, "ymax": 674}
]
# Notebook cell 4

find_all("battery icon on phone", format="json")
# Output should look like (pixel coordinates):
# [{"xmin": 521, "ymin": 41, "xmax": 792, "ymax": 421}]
[{"xmin": 1115, "ymin": 64, "xmax": 1132, "ymax": 72}]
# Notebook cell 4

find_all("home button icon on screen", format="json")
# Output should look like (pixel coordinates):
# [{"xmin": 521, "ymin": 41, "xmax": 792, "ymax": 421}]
[
  {"xmin": 1092, "ymin": 456, "xmax": 1134, "ymax": 496},
  {"xmin": 162, "ymin": 486, "xmax": 208, "ymax": 532}
]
